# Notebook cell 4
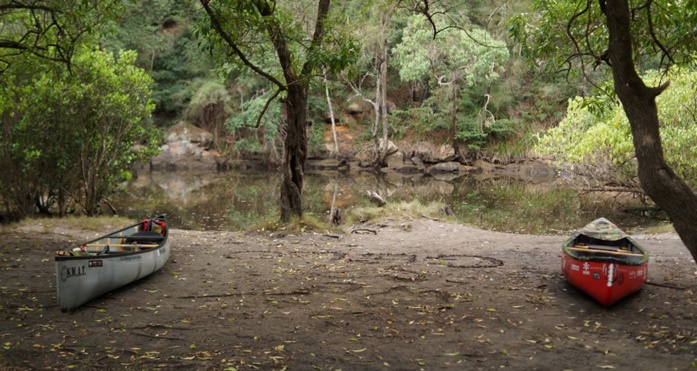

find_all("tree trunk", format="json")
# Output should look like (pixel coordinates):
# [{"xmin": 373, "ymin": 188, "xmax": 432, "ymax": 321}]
[
  {"xmin": 379, "ymin": 43, "xmax": 389, "ymax": 166},
  {"xmin": 449, "ymin": 85, "xmax": 461, "ymax": 160},
  {"xmin": 605, "ymin": 0, "xmax": 697, "ymax": 262},
  {"xmin": 371, "ymin": 65, "xmax": 382, "ymax": 161},
  {"xmin": 201, "ymin": 0, "xmax": 332, "ymax": 224},
  {"xmin": 279, "ymin": 84, "xmax": 308, "ymax": 222},
  {"xmin": 373, "ymin": 9, "xmax": 391, "ymax": 167},
  {"xmin": 323, "ymin": 68, "xmax": 339, "ymax": 154}
]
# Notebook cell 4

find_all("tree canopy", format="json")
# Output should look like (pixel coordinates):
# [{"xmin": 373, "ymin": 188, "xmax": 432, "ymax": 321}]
[
  {"xmin": 0, "ymin": 0, "xmax": 121, "ymax": 73},
  {"xmin": 0, "ymin": 48, "xmax": 158, "ymax": 217}
]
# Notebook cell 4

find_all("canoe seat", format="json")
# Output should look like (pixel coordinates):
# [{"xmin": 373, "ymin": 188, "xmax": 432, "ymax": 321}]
[
  {"xmin": 586, "ymin": 244, "xmax": 621, "ymax": 251},
  {"xmin": 125, "ymin": 231, "xmax": 165, "ymax": 244}
]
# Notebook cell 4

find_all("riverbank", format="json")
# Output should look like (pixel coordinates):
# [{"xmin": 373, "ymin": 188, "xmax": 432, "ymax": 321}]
[{"xmin": 1, "ymin": 218, "xmax": 695, "ymax": 370}]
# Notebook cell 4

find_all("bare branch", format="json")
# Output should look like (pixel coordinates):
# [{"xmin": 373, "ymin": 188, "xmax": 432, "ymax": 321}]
[
  {"xmin": 404, "ymin": 0, "xmax": 505, "ymax": 48},
  {"xmin": 642, "ymin": 0, "xmax": 675, "ymax": 65},
  {"xmin": 254, "ymin": 88, "xmax": 284, "ymax": 128},
  {"xmin": 199, "ymin": 0, "xmax": 286, "ymax": 89},
  {"xmin": 436, "ymin": 75, "xmax": 453, "ymax": 86}
]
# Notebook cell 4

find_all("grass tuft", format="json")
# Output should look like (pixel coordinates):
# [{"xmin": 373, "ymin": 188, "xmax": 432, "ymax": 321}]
[
  {"xmin": 249, "ymin": 213, "xmax": 339, "ymax": 234},
  {"xmin": 343, "ymin": 200, "xmax": 451, "ymax": 227},
  {"xmin": 0, "ymin": 215, "xmax": 136, "ymax": 234}
]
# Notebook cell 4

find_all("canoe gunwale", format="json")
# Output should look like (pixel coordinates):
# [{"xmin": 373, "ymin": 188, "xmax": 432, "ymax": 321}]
[
  {"xmin": 561, "ymin": 235, "xmax": 648, "ymax": 266},
  {"xmin": 54, "ymin": 243, "xmax": 166, "ymax": 261}
]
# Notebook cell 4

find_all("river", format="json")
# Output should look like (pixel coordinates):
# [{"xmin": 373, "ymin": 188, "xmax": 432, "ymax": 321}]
[{"xmin": 110, "ymin": 169, "xmax": 667, "ymax": 235}]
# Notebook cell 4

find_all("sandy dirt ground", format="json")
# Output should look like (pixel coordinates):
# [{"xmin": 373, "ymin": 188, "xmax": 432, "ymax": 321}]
[{"xmin": 1, "ymin": 218, "xmax": 696, "ymax": 370}]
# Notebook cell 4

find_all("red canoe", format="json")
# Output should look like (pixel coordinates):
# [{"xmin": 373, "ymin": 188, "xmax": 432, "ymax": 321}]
[{"xmin": 561, "ymin": 218, "xmax": 649, "ymax": 307}]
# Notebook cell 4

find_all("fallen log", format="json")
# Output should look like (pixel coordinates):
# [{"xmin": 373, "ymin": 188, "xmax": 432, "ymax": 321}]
[{"xmin": 366, "ymin": 190, "xmax": 386, "ymax": 207}]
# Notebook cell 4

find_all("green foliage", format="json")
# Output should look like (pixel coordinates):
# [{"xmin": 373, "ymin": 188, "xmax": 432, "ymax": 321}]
[
  {"xmin": 185, "ymin": 81, "xmax": 233, "ymax": 122},
  {"xmin": 511, "ymin": 0, "xmax": 697, "ymax": 78},
  {"xmin": 0, "ymin": 48, "xmax": 158, "ymax": 216},
  {"xmin": 225, "ymin": 91, "xmax": 281, "ymax": 158},
  {"xmin": 393, "ymin": 15, "xmax": 509, "ymax": 86},
  {"xmin": 198, "ymin": 0, "xmax": 357, "ymax": 80},
  {"xmin": 536, "ymin": 68, "xmax": 697, "ymax": 187},
  {"xmin": 454, "ymin": 116, "xmax": 488, "ymax": 151},
  {"xmin": 488, "ymin": 120, "xmax": 538, "ymax": 163},
  {"xmin": 536, "ymin": 94, "xmax": 638, "ymax": 184},
  {"xmin": 308, "ymin": 121, "xmax": 329, "ymax": 157},
  {"xmin": 391, "ymin": 13, "xmax": 510, "ymax": 152},
  {"xmin": 307, "ymin": 95, "xmax": 329, "ymax": 156},
  {"xmin": 101, "ymin": 0, "xmax": 212, "ymax": 116},
  {"xmin": 182, "ymin": 79, "xmax": 234, "ymax": 148},
  {"xmin": 0, "ymin": 0, "xmax": 122, "ymax": 73},
  {"xmin": 391, "ymin": 106, "xmax": 448, "ymax": 139}
]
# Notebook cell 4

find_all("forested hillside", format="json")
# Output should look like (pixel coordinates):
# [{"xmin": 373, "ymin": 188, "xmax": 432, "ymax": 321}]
[{"xmin": 102, "ymin": 0, "xmax": 585, "ymax": 164}]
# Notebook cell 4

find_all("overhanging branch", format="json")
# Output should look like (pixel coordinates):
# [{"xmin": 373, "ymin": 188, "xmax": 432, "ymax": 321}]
[{"xmin": 199, "ymin": 0, "xmax": 287, "ymax": 90}]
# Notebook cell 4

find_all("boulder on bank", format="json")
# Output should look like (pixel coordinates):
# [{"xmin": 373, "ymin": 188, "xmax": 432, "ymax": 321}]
[
  {"xmin": 165, "ymin": 121, "xmax": 214, "ymax": 147},
  {"xmin": 415, "ymin": 142, "xmax": 458, "ymax": 163},
  {"xmin": 149, "ymin": 123, "xmax": 219, "ymax": 171},
  {"xmin": 427, "ymin": 161, "xmax": 460, "ymax": 174}
]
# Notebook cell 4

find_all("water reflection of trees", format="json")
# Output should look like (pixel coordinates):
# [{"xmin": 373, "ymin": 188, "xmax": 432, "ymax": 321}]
[{"xmin": 114, "ymin": 170, "xmax": 662, "ymax": 234}]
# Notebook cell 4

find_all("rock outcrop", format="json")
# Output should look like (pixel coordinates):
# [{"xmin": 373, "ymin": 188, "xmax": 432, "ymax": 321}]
[{"xmin": 149, "ymin": 122, "xmax": 219, "ymax": 171}]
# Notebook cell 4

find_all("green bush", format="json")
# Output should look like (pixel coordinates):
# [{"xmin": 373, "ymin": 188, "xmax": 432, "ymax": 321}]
[
  {"xmin": 0, "ymin": 49, "xmax": 158, "ymax": 217},
  {"xmin": 536, "ymin": 68, "xmax": 697, "ymax": 187}
]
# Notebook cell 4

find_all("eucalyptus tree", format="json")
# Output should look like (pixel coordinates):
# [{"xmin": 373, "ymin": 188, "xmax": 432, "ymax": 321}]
[
  {"xmin": 0, "ymin": 0, "xmax": 120, "ymax": 73},
  {"xmin": 393, "ymin": 13, "xmax": 508, "ymax": 158},
  {"xmin": 198, "ymin": 0, "xmax": 357, "ymax": 222},
  {"xmin": 341, "ymin": 0, "xmax": 396, "ymax": 166},
  {"xmin": 513, "ymin": 0, "xmax": 697, "ymax": 263}
]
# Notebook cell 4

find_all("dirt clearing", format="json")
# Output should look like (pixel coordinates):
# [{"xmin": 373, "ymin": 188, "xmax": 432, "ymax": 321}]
[{"xmin": 1, "ymin": 218, "xmax": 695, "ymax": 370}]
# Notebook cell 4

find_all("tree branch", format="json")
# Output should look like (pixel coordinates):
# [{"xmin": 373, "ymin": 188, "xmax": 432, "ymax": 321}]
[
  {"xmin": 300, "ymin": 0, "xmax": 331, "ymax": 77},
  {"xmin": 642, "ymin": 0, "xmax": 675, "ymax": 65},
  {"xmin": 404, "ymin": 0, "xmax": 505, "ymax": 48},
  {"xmin": 254, "ymin": 88, "xmax": 284, "ymax": 128},
  {"xmin": 199, "ymin": 0, "xmax": 287, "ymax": 89}
]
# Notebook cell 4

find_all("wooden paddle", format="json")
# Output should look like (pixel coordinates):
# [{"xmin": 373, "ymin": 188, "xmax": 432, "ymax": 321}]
[
  {"xmin": 85, "ymin": 243, "xmax": 159, "ymax": 248},
  {"xmin": 567, "ymin": 246, "xmax": 644, "ymax": 257}
]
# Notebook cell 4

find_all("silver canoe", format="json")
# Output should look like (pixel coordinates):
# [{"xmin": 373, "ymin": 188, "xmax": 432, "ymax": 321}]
[{"xmin": 55, "ymin": 215, "xmax": 170, "ymax": 312}]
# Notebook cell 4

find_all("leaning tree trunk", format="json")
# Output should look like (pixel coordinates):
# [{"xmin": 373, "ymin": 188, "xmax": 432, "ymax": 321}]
[
  {"xmin": 605, "ymin": 0, "xmax": 697, "ymax": 263},
  {"xmin": 279, "ymin": 83, "xmax": 309, "ymax": 222}
]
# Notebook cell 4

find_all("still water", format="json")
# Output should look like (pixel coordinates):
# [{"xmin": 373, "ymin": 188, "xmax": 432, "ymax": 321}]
[{"xmin": 111, "ymin": 170, "xmax": 665, "ymax": 235}]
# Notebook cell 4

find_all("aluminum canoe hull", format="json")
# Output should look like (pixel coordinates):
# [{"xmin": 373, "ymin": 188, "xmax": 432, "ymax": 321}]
[{"xmin": 55, "ymin": 217, "xmax": 170, "ymax": 312}]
